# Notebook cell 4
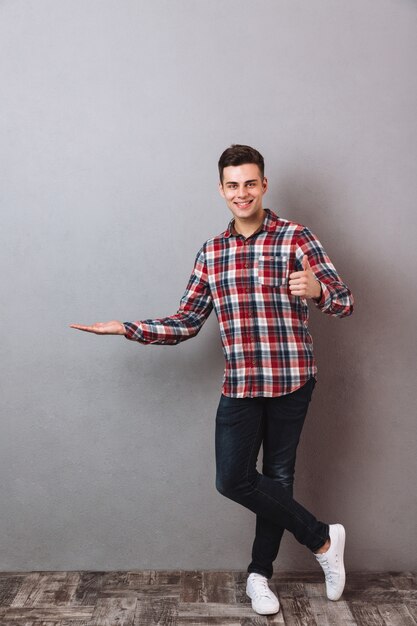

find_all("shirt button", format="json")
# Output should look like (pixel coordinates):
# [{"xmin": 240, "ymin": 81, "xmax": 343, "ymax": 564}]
[{"xmin": 245, "ymin": 263, "xmax": 249, "ymax": 268}]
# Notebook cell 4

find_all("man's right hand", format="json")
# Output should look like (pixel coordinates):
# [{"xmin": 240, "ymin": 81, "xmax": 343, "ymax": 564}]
[{"xmin": 69, "ymin": 321, "xmax": 126, "ymax": 335}]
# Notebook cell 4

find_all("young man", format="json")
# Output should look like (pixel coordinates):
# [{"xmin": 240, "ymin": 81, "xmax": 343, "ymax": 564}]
[{"xmin": 71, "ymin": 144, "xmax": 354, "ymax": 616}]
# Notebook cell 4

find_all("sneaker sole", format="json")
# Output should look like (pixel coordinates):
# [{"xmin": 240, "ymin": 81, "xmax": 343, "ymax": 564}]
[{"xmin": 330, "ymin": 523, "xmax": 346, "ymax": 601}]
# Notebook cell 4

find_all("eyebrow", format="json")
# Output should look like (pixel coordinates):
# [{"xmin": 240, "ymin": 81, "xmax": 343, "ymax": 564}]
[{"xmin": 225, "ymin": 179, "xmax": 258, "ymax": 185}]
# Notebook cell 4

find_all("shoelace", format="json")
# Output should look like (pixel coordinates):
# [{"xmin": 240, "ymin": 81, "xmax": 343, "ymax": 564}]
[
  {"xmin": 251, "ymin": 575, "xmax": 273, "ymax": 599},
  {"xmin": 319, "ymin": 555, "xmax": 339, "ymax": 584}
]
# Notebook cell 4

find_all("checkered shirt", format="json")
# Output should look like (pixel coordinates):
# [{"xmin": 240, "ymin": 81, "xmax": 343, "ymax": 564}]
[{"xmin": 123, "ymin": 209, "xmax": 354, "ymax": 397}]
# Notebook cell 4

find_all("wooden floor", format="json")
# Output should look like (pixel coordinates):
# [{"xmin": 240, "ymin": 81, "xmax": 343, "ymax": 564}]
[{"xmin": 0, "ymin": 570, "xmax": 415, "ymax": 625}]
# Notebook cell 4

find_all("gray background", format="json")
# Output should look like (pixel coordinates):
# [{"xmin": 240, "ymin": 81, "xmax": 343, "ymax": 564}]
[{"xmin": 1, "ymin": 0, "xmax": 416, "ymax": 572}]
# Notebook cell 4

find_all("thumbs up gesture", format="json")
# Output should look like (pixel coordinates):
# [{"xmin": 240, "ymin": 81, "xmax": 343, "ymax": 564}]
[{"xmin": 289, "ymin": 254, "xmax": 322, "ymax": 300}]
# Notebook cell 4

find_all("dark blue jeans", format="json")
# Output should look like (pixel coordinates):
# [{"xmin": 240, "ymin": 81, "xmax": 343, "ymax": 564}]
[{"xmin": 215, "ymin": 376, "xmax": 329, "ymax": 579}]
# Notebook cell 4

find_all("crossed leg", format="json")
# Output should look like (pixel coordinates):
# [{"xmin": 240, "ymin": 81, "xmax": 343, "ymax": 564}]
[{"xmin": 247, "ymin": 377, "xmax": 316, "ymax": 578}]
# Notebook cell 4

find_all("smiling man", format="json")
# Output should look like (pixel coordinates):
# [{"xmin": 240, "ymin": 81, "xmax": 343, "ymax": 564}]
[{"xmin": 70, "ymin": 144, "xmax": 354, "ymax": 616}]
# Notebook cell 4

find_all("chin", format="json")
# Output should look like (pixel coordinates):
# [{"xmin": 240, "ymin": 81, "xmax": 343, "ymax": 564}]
[{"xmin": 238, "ymin": 210, "xmax": 257, "ymax": 219}]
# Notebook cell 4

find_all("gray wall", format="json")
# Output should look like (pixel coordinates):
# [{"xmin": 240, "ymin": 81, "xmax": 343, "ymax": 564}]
[{"xmin": 1, "ymin": 0, "xmax": 416, "ymax": 572}]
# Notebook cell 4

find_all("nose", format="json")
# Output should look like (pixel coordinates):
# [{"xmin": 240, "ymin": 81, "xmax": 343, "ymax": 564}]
[{"xmin": 237, "ymin": 185, "xmax": 248, "ymax": 198}]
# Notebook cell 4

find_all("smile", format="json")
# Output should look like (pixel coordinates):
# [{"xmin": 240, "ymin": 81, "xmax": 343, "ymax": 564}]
[{"xmin": 235, "ymin": 200, "xmax": 253, "ymax": 208}]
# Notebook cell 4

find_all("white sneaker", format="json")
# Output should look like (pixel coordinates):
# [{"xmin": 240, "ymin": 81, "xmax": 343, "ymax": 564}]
[
  {"xmin": 315, "ymin": 523, "xmax": 346, "ymax": 601},
  {"xmin": 246, "ymin": 572, "xmax": 280, "ymax": 615}
]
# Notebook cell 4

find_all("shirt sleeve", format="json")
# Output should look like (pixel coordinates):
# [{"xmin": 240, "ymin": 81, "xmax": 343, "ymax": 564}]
[
  {"xmin": 123, "ymin": 244, "xmax": 213, "ymax": 345},
  {"xmin": 295, "ymin": 226, "xmax": 354, "ymax": 318}
]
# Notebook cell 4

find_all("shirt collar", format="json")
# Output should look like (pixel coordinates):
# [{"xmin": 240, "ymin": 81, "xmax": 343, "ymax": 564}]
[{"xmin": 224, "ymin": 208, "xmax": 279, "ymax": 238}]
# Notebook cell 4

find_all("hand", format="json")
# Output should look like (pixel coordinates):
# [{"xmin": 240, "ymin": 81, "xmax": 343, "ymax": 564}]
[
  {"xmin": 69, "ymin": 320, "xmax": 126, "ymax": 335},
  {"xmin": 289, "ymin": 255, "xmax": 322, "ymax": 300}
]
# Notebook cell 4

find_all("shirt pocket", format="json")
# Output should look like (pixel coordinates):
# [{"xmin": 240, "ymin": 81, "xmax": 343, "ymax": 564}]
[{"xmin": 257, "ymin": 255, "xmax": 289, "ymax": 287}]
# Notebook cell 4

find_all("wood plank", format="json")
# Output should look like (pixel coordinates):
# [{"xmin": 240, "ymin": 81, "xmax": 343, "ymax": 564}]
[
  {"xmin": 280, "ymin": 597, "xmax": 317, "ymax": 626},
  {"xmin": 233, "ymin": 571, "xmax": 250, "ymax": 606},
  {"xmin": 265, "ymin": 580, "xmax": 285, "ymax": 626},
  {"xmin": 344, "ymin": 572, "xmax": 394, "ymax": 590},
  {"xmin": 178, "ymin": 615, "xmax": 240, "ymax": 626},
  {"xmin": 389, "ymin": 572, "xmax": 417, "ymax": 591},
  {"xmin": 134, "ymin": 596, "xmax": 178, "ymax": 625},
  {"xmin": 149, "ymin": 572, "xmax": 181, "ymax": 586},
  {"xmin": 0, "ymin": 604, "xmax": 94, "ymax": 620},
  {"xmin": 131, "ymin": 571, "xmax": 181, "ymax": 589},
  {"xmin": 239, "ymin": 618, "xmax": 269, "ymax": 626},
  {"xmin": 398, "ymin": 589, "xmax": 417, "ymax": 603},
  {"xmin": 201, "ymin": 572, "xmax": 236, "ymax": 604},
  {"xmin": 180, "ymin": 571, "xmax": 204, "ymax": 603},
  {"xmin": 309, "ymin": 598, "xmax": 357, "ymax": 625},
  {"xmin": 342, "ymin": 572, "xmax": 401, "ymax": 604},
  {"xmin": 74, "ymin": 571, "xmax": 105, "ymax": 605},
  {"xmin": 178, "ymin": 601, "xmax": 255, "ymax": 618},
  {"xmin": 303, "ymin": 582, "xmax": 325, "ymax": 599},
  {"xmin": 36, "ymin": 572, "xmax": 80, "ymax": 606},
  {"xmin": 10, "ymin": 573, "xmax": 43, "ymax": 608},
  {"xmin": 404, "ymin": 603, "xmax": 417, "ymax": 624},
  {"xmin": 349, "ymin": 603, "xmax": 385, "ymax": 626},
  {"xmin": 305, "ymin": 581, "xmax": 356, "ymax": 624},
  {"xmin": 1, "ymin": 622, "xmax": 34, "ymax": 626},
  {"xmin": 278, "ymin": 582, "xmax": 317, "ymax": 626},
  {"xmin": 101, "ymin": 580, "xmax": 180, "ymax": 600},
  {"xmin": 110, "ymin": 570, "xmax": 181, "ymax": 601},
  {"xmin": 273, "ymin": 573, "xmax": 322, "ymax": 584},
  {"xmin": 0, "ymin": 574, "xmax": 25, "ymax": 606},
  {"xmin": 87, "ymin": 596, "xmax": 137, "ymax": 626},
  {"xmin": 377, "ymin": 603, "xmax": 417, "ymax": 626},
  {"xmin": 100, "ymin": 570, "xmax": 131, "ymax": 589},
  {"xmin": 7, "ymin": 571, "xmax": 80, "ymax": 608}
]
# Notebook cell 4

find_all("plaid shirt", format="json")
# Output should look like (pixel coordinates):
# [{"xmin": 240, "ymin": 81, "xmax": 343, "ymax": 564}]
[{"xmin": 124, "ymin": 209, "xmax": 354, "ymax": 397}]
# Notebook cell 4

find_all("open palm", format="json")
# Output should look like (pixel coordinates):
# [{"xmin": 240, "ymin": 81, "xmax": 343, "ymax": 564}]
[{"xmin": 69, "ymin": 320, "xmax": 126, "ymax": 335}]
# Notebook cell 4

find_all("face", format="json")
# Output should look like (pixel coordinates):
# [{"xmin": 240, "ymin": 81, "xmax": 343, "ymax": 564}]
[{"xmin": 219, "ymin": 163, "xmax": 268, "ymax": 223}]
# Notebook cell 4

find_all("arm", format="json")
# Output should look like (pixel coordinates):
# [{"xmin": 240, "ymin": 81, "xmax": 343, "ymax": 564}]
[
  {"xmin": 294, "ymin": 226, "xmax": 354, "ymax": 318},
  {"xmin": 123, "ymin": 244, "xmax": 213, "ymax": 344},
  {"xmin": 69, "ymin": 246, "xmax": 213, "ymax": 340}
]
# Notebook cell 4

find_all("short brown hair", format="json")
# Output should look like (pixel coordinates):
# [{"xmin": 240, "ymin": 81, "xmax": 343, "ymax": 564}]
[{"xmin": 218, "ymin": 144, "xmax": 265, "ymax": 183}]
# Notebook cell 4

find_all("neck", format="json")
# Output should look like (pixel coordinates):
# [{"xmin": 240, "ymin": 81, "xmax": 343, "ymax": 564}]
[{"xmin": 233, "ymin": 209, "xmax": 265, "ymax": 238}]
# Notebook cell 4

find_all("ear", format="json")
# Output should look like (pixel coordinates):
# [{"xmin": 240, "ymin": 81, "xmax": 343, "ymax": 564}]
[
  {"xmin": 218, "ymin": 181, "xmax": 226, "ymax": 198},
  {"xmin": 262, "ymin": 177, "xmax": 268, "ymax": 193}
]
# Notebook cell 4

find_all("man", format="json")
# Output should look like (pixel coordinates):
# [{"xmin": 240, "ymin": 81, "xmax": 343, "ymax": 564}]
[{"xmin": 71, "ymin": 144, "xmax": 354, "ymax": 616}]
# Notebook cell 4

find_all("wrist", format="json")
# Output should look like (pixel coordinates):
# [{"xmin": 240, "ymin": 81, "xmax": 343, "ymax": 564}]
[{"xmin": 313, "ymin": 280, "xmax": 322, "ymax": 301}]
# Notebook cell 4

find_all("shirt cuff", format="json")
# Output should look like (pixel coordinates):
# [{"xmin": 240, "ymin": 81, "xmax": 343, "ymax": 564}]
[{"xmin": 123, "ymin": 322, "xmax": 143, "ymax": 341}]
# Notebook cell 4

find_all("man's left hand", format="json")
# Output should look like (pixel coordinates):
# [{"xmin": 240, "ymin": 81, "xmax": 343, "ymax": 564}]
[{"xmin": 289, "ymin": 254, "xmax": 322, "ymax": 300}]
